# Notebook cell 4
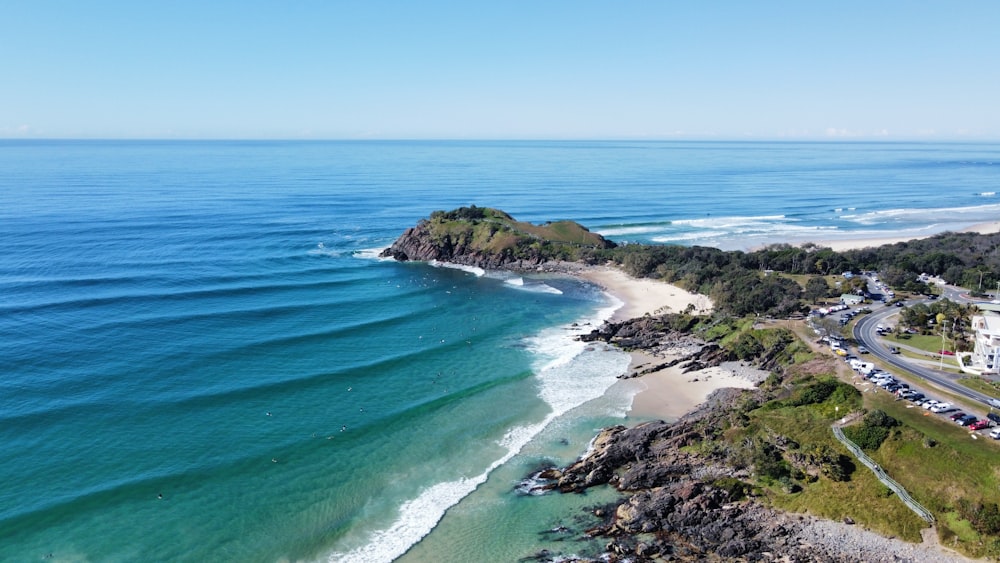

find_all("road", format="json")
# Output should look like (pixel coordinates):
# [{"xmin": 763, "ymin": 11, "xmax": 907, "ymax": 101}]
[{"xmin": 852, "ymin": 291, "xmax": 997, "ymax": 409}]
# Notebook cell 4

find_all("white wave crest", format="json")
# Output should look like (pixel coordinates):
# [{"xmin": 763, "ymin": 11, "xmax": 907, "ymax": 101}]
[
  {"xmin": 841, "ymin": 202, "xmax": 1000, "ymax": 226},
  {"xmin": 329, "ymin": 291, "xmax": 627, "ymax": 563},
  {"xmin": 670, "ymin": 214, "xmax": 788, "ymax": 228},
  {"xmin": 503, "ymin": 278, "xmax": 563, "ymax": 295},
  {"xmin": 596, "ymin": 224, "xmax": 668, "ymax": 236},
  {"xmin": 429, "ymin": 260, "xmax": 486, "ymax": 277}
]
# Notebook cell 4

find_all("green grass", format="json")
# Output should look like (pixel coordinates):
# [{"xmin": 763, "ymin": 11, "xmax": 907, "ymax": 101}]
[
  {"xmin": 886, "ymin": 333, "xmax": 951, "ymax": 354},
  {"xmin": 862, "ymin": 392, "xmax": 1000, "ymax": 557},
  {"xmin": 745, "ymin": 403, "xmax": 925, "ymax": 542},
  {"xmin": 959, "ymin": 377, "xmax": 1000, "ymax": 400}
]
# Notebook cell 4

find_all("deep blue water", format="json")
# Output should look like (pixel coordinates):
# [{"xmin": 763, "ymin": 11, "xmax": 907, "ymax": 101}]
[{"xmin": 1, "ymin": 140, "xmax": 999, "ymax": 562}]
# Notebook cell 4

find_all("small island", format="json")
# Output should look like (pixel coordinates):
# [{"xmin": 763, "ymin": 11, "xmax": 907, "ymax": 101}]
[{"xmin": 383, "ymin": 207, "xmax": 1000, "ymax": 562}]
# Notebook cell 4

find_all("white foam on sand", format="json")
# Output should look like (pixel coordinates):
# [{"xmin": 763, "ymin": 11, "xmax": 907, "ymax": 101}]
[{"xmin": 327, "ymin": 290, "xmax": 627, "ymax": 563}]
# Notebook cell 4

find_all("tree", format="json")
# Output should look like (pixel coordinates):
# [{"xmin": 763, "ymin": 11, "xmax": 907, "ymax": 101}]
[{"xmin": 805, "ymin": 276, "xmax": 831, "ymax": 303}]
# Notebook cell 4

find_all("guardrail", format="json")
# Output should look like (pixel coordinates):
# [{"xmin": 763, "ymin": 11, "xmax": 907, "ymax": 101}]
[{"xmin": 832, "ymin": 425, "xmax": 935, "ymax": 523}]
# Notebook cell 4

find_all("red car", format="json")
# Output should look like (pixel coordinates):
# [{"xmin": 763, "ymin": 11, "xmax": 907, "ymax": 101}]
[
  {"xmin": 939, "ymin": 350, "xmax": 955, "ymax": 356},
  {"xmin": 970, "ymin": 419, "xmax": 992, "ymax": 431}
]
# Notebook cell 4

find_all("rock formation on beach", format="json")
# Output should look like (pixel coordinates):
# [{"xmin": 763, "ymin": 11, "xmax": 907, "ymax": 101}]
[
  {"xmin": 528, "ymin": 381, "xmax": 968, "ymax": 562},
  {"xmin": 379, "ymin": 206, "xmax": 616, "ymax": 270},
  {"xmin": 516, "ymin": 314, "xmax": 973, "ymax": 562}
]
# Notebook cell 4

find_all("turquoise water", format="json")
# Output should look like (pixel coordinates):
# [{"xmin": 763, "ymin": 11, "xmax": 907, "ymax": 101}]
[{"xmin": 1, "ymin": 140, "xmax": 999, "ymax": 562}]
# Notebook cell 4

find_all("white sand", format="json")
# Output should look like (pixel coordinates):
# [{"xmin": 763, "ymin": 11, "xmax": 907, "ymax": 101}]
[
  {"xmin": 576, "ymin": 266, "xmax": 713, "ymax": 321},
  {"xmin": 806, "ymin": 221, "xmax": 1000, "ymax": 252},
  {"xmin": 570, "ymin": 266, "xmax": 761, "ymax": 420},
  {"xmin": 625, "ymin": 350, "xmax": 758, "ymax": 420}
]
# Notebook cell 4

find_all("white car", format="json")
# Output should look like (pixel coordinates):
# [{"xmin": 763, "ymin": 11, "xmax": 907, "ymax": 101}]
[
  {"xmin": 930, "ymin": 402, "xmax": 952, "ymax": 413},
  {"xmin": 922, "ymin": 400, "xmax": 939, "ymax": 410}
]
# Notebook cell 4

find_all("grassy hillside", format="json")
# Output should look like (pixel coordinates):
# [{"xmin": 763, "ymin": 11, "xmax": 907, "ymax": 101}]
[{"xmin": 427, "ymin": 206, "xmax": 611, "ymax": 249}]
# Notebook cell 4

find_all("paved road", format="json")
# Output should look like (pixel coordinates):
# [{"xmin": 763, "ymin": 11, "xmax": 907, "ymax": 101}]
[{"xmin": 852, "ymin": 294, "xmax": 997, "ymax": 409}]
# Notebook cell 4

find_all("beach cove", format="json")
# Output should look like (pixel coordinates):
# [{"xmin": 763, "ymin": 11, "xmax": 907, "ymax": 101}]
[{"xmin": 3, "ymin": 140, "xmax": 1000, "ymax": 562}]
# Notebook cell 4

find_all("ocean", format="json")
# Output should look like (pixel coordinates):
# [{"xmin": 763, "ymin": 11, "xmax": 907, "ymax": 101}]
[{"xmin": 1, "ymin": 140, "xmax": 998, "ymax": 562}]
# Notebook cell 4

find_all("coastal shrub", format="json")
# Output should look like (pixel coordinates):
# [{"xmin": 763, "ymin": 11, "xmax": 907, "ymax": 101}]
[
  {"xmin": 957, "ymin": 499, "xmax": 1000, "ymax": 535},
  {"xmin": 828, "ymin": 382, "xmax": 862, "ymax": 406},
  {"xmin": 711, "ymin": 477, "xmax": 752, "ymax": 501},
  {"xmin": 788, "ymin": 379, "xmax": 839, "ymax": 406},
  {"xmin": 843, "ymin": 424, "xmax": 890, "ymax": 451},
  {"xmin": 732, "ymin": 333, "xmax": 764, "ymax": 361},
  {"xmin": 752, "ymin": 442, "xmax": 791, "ymax": 482},
  {"xmin": 863, "ymin": 409, "xmax": 899, "ymax": 429}
]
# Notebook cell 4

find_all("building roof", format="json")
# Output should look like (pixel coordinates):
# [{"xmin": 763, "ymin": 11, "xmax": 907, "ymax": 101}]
[{"xmin": 973, "ymin": 312, "xmax": 1000, "ymax": 333}]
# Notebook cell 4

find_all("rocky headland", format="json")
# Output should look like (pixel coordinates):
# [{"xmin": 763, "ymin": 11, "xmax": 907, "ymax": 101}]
[
  {"xmin": 382, "ymin": 208, "xmax": 974, "ymax": 562},
  {"xmin": 379, "ymin": 206, "xmax": 615, "ymax": 270}
]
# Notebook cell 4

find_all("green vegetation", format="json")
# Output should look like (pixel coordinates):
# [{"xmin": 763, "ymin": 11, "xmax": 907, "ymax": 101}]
[
  {"xmin": 416, "ymin": 208, "xmax": 1000, "ymax": 318},
  {"xmin": 669, "ymin": 317, "xmax": 1000, "ymax": 557},
  {"xmin": 595, "ymin": 230, "xmax": 999, "ymax": 316},
  {"xmin": 958, "ymin": 377, "xmax": 1000, "ymax": 400},
  {"xmin": 428, "ymin": 206, "xmax": 612, "ymax": 248},
  {"xmin": 842, "ymin": 409, "xmax": 899, "ymax": 451},
  {"xmin": 419, "ymin": 206, "xmax": 615, "ymax": 263},
  {"xmin": 412, "ymin": 209, "xmax": 1000, "ymax": 555}
]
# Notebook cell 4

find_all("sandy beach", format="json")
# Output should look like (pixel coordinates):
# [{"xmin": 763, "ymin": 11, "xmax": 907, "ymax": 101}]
[
  {"xmin": 805, "ymin": 221, "xmax": 1000, "ymax": 252},
  {"xmin": 572, "ymin": 219, "xmax": 1000, "ymax": 420},
  {"xmin": 576, "ymin": 266, "xmax": 713, "ymax": 322},
  {"xmin": 573, "ymin": 266, "xmax": 766, "ymax": 420}
]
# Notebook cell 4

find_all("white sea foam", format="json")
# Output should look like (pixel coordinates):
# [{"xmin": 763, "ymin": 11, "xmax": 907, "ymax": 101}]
[
  {"xmin": 841, "ymin": 202, "xmax": 1000, "ymax": 226},
  {"xmin": 353, "ymin": 246, "xmax": 392, "ymax": 260},
  {"xmin": 329, "ymin": 291, "xmax": 626, "ymax": 563},
  {"xmin": 979, "ymin": 192, "xmax": 996, "ymax": 196},
  {"xmin": 429, "ymin": 260, "xmax": 486, "ymax": 277},
  {"xmin": 670, "ymin": 214, "xmax": 788, "ymax": 228},
  {"xmin": 596, "ymin": 224, "xmax": 668, "ymax": 236},
  {"xmin": 503, "ymin": 278, "xmax": 564, "ymax": 295}
]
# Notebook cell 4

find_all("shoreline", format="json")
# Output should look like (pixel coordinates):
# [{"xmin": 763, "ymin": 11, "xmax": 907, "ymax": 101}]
[
  {"xmin": 766, "ymin": 220, "xmax": 1000, "ymax": 252},
  {"xmin": 568, "ymin": 265, "xmax": 766, "ymax": 420}
]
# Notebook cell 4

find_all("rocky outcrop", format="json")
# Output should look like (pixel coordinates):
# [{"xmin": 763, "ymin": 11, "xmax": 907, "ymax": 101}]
[
  {"xmin": 379, "ymin": 222, "xmax": 549, "ymax": 270},
  {"xmin": 379, "ymin": 207, "xmax": 616, "ymax": 271},
  {"xmin": 534, "ymin": 389, "xmax": 967, "ymax": 562}
]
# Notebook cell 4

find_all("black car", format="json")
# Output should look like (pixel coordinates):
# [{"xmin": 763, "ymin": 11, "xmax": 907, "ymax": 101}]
[{"xmin": 958, "ymin": 415, "xmax": 978, "ymax": 427}]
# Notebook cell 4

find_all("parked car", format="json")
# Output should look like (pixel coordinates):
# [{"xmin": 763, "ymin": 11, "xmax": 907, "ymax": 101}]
[
  {"xmin": 858, "ymin": 346, "xmax": 869, "ymax": 354},
  {"xmin": 922, "ymin": 400, "xmax": 939, "ymax": 410},
  {"xmin": 939, "ymin": 350, "xmax": 955, "ymax": 356},
  {"xmin": 930, "ymin": 402, "xmax": 953, "ymax": 413},
  {"xmin": 969, "ymin": 419, "xmax": 992, "ymax": 431},
  {"xmin": 908, "ymin": 393, "xmax": 925, "ymax": 402},
  {"xmin": 948, "ymin": 411, "xmax": 967, "ymax": 421},
  {"xmin": 990, "ymin": 427, "xmax": 1000, "ymax": 440},
  {"xmin": 957, "ymin": 415, "xmax": 978, "ymax": 426}
]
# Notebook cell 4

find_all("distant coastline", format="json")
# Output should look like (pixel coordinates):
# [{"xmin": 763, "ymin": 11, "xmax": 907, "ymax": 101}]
[{"xmin": 749, "ymin": 220, "xmax": 1000, "ymax": 252}]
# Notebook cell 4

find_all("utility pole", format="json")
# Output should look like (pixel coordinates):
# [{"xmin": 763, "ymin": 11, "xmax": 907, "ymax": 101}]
[{"xmin": 938, "ymin": 321, "xmax": 944, "ymax": 371}]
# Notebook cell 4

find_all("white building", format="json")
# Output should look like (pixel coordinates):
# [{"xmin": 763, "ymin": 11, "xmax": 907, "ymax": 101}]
[{"xmin": 971, "ymin": 313, "xmax": 1000, "ymax": 376}]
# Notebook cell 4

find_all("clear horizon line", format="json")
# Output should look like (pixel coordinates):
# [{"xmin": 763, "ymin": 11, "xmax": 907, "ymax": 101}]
[{"xmin": 3, "ymin": 136, "xmax": 999, "ymax": 143}]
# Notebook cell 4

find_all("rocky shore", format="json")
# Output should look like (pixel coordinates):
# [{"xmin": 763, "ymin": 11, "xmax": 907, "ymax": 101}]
[{"xmin": 521, "ymin": 316, "xmax": 974, "ymax": 563}]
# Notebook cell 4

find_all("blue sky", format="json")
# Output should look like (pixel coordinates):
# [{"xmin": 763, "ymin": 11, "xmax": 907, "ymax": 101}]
[{"xmin": 3, "ymin": 1, "xmax": 999, "ymax": 140}]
